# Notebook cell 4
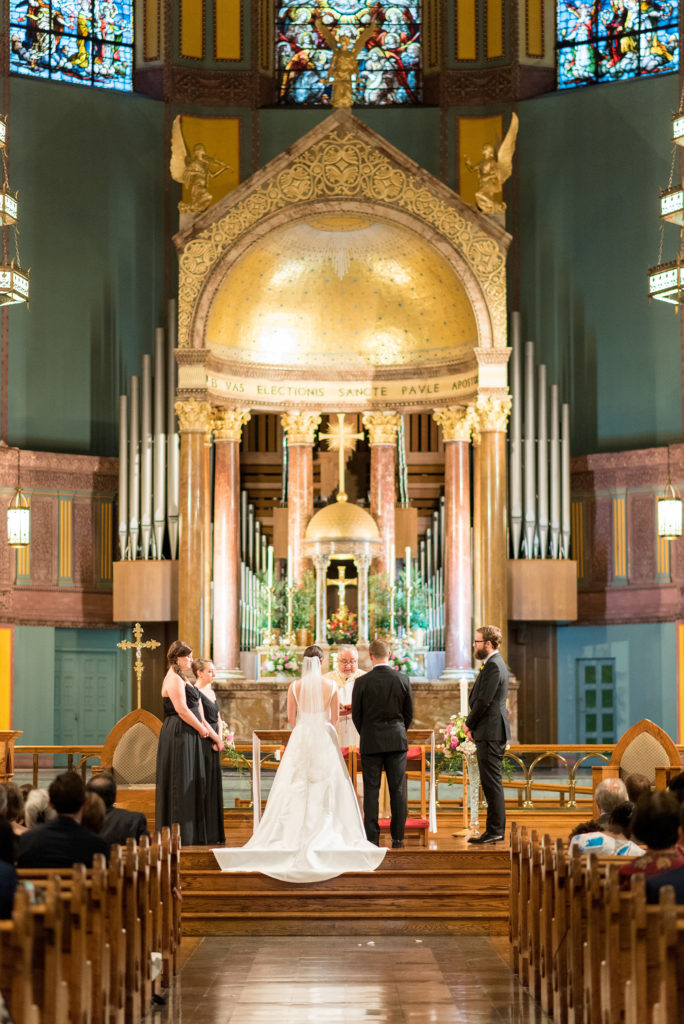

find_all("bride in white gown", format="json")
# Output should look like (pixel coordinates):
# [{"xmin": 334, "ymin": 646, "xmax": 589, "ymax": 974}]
[{"xmin": 213, "ymin": 647, "xmax": 387, "ymax": 883}]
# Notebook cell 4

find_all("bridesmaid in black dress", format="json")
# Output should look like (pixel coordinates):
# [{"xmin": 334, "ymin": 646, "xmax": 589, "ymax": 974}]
[
  {"xmin": 155, "ymin": 641, "xmax": 220, "ymax": 845},
  {"xmin": 192, "ymin": 658, "xmax": 226, "ymax": 844}
]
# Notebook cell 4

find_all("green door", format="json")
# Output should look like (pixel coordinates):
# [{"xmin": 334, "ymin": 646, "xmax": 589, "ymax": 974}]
[
  {"xmin": 55, "ymin": 643, "xmax": 127, "ymax": 746},
  {"xmin": 576, "ymin": 659, "xmax": 616, "ymax": 744}
]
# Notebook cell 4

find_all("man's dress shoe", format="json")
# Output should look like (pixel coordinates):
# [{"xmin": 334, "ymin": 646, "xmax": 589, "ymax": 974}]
[
  {"xmin": 467, "ymin": 832, "xmax": 504, "ymax": 844},
  {"xmin": 391, "ymin": 840, "xmax": 404, "ymax": 849}
]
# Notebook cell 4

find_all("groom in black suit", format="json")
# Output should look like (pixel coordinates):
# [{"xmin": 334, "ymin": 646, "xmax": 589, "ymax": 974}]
[
  {"xmin": 465, "ymin": 624, "xmax": 511, "ymax": 844},
  {"xmin": 352, "ymin": 638, "xmax": 414, "ymax": 848}
]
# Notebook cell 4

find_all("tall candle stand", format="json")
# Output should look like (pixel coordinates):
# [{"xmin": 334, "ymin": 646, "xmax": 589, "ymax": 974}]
[
  {"xmin": 284, "ymin": 583, "xmax": 297, "ymax": 647},
  {"xmin": 388, "ymin": 582, "xmax": 397, "ymax": 642}
]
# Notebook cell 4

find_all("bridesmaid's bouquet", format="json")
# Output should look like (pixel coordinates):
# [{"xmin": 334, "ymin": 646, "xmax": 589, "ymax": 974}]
[
  {"xmin": 261, "ymin": 643, "xmax": 300, "ymax": 676},
  {"xmin": 219, "ymin": 721, "xmax": 250, "ymax": 774}
]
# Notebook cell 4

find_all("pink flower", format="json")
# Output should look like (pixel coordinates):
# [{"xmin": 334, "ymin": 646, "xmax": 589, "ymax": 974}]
[{"xmin": 450, "ymin": 738, "xmax": 458, "ymax": 749}]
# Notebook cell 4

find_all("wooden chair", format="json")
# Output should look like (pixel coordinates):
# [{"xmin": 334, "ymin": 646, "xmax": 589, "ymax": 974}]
[
  {"xmin": 95, "ymin": 709, "xmax": 162, "ymax": 819},
  {"xmin": 591, "ymin": 719, "xmax": 681, "ymax": 800}
]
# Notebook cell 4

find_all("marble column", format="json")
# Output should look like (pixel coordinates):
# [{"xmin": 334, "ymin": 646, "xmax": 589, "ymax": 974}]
[
  {"xmin": 176, "ymin": 398, "xmax": 212, "ymax": 655},
  {"xmin": 433, "ymin": 407, "xmax": 474, "ymax": 672},
  {"xmin": 281, "ymin": 412, "xmax": 321, "ymax": 584},
  {"xmin": 313, "ymin": 552, "xmax": 330, "ymax": 645},
  {"xmin": 356, "ymin": 552, "xmax": 371, "ymax": 644},
  {"xmin": 474, "ymin": 395, "xmax": 512, "ymax": 657},
  {"xmin": 213, "ymin": 407, "xmax": 251, "ymax": 675},
  {"xmin": 202, "ymin": 427, "xmax": 213, "ymax": 657},
  {"xmin": 362, "ymin": 412, "xmax": 402, "ymax": 575}
]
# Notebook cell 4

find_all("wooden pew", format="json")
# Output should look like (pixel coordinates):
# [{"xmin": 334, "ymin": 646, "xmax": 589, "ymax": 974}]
[{"xmin": 0, "ymin": 883, "xmax": 41, "ymax": 1024}]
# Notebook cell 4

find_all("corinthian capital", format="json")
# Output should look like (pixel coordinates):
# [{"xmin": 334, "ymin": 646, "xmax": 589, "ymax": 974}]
[
  {"xmin": 433, "ymin": 406, "xmax": 474, "ymax": 443},
  {"xmin": 212, "ymin": 406, "xmax": 251, "ymax": 441},
  {"xmin": 281, "ymin": 411, "xmax": 321, "ymax": 445},
  {"xmin": 175, "ymin": 398, "xmax": 212, "ymax": 432},
  {"xmin": 362, "ymin": 412, "xmax": 402, "ymax": 445},
  {"xmin": 474, "ymin": 394, "xmax": 512, "ymax": 433}
]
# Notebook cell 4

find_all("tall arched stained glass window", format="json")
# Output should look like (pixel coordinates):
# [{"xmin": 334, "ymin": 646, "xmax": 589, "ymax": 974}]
[
  {"xmin": 557, "ymin": 0, "xmax": 679, "ymax": 89},
  {"xmin": 277, "ymin": 1, "xmax": 421, "ymax": 105},
  {"xmin": 9, "ymin": 0, "xmax": 134, "ymax": 91}
]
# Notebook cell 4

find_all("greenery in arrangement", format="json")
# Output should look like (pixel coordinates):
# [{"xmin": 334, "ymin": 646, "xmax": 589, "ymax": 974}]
[
  {"xmin": 368, "ymin": 572, "xmax": 391, "ymax": 635},
  {"xmin": 261, "ymin": 643, "xmax": 300, "ymax": 676},
  {"xmin": 326, "ymin": 607, "xmax": 358, "ymax": 644},
  {"xmin": 292, "ymin": 570, "xmax": 315, "ymax": 631},
  {"xmin": 219, "ymin": 723, "xmax": 251, "ymax": 775},
  {"xmin": 394, "ymin": 568, "xmax": 430, "ymax": 629},
  {"xmin": 388, "ymin": 642, "xmax": 420, "ymax": 676},
  {"xmin": 435, "ymin": 714, "xmax": 514, "ymax": 782}
]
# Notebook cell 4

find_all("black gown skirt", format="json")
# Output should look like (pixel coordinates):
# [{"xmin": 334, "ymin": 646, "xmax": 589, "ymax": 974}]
[
  {"xmin": 198, "ymin": 690, "xmax": 225, "ymax": 844},
  {"xmin": 155, "ymin": 684, "xmax": 208, "ymax": 845}
]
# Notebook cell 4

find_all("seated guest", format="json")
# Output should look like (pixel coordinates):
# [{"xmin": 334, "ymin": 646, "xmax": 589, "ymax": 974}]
[
  {"xmin": 24, "ymin": 789, "xmax": 57, "ymax": 830},
  {"xmin": 568, "ymin": 802, "xmax": 642, "ymax": 856},
  {"xmin": 668, "ymin": 771, "xmax": 684, "ymax": 803},
  {"xmin": 625, "ymin": 773, "xmax": 651, "ymax": 803},
  {"xmin": 2, "ymin": 782, "xmax": 27, "ymax": 836},
  {"xmin": 82, "ymin": 792, "xmax": 106, "ymax": 835},
  {"xmin": 595, "ymin": 778, "xmax": 629, "ymax": 826},
  {"xmin": 86, "ymin": 772, "xmax": 148, "ymax": 845},
  {"xmin": 646, "ymin": 804, "xmax": 684, "ymax": 903},
  {"xmin": 17, "ymin": 772, "xmax": 110, "ymax": 869},
  {"xmin": 619, "ymin": 790, "xmax": 684, "ymax": 888},
  {"xmin": 0, "ymin": 818, "xmax": 17, "ymax": 919}
]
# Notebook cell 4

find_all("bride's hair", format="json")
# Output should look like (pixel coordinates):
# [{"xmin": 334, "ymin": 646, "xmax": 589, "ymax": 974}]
[{"xmin": 303, "ymin": 644, "xmax": 323, "ymax": 661}]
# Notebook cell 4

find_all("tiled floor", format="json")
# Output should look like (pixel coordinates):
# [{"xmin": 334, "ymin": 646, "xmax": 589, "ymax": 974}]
[{"xmin": 147, "ymin": 935, "xmax": 551, "ymax": 1024}]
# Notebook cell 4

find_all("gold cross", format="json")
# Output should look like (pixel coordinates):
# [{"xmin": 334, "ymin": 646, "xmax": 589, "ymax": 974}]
[
  {"xmin": 334, "ymin": 564, "xmax": 357, "ymax": 611},
  {"xmin": 117, "ymin": 622, "xmax": 161, "ymax": 709},
  {"xmin": 319, "ymin": 413, "xmax": 364, "ymax": 502}
]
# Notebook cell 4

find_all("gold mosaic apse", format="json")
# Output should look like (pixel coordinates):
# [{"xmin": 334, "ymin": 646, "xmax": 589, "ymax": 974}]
[{"xmin": 205, "ymin": 213, "xmax": 478, "ymax": 369}]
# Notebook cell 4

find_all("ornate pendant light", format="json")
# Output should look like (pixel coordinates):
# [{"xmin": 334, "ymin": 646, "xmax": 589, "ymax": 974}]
[
  {"xmin": 0, "ymin": 116, "xmax": 29, "ymax": 308},
  {"xmin": 657, "ymin": 447, "xmax": 682, "ymax": 540},
  {"xmin": 6, "ymin": 448, "xmax": 30, "ymax": 547},
  {"xmin": 650, "ymin": 101, "xmax": 684, "ymax": 306}
]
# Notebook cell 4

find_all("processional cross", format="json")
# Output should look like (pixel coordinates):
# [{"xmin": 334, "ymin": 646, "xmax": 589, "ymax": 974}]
[
  {"xmin": 319, "ymin": 413, "xmax": 364, "ymax": 501},
  {"xmin": 117, "ymin": 622, "xmax": 161, "ymax": 709}
]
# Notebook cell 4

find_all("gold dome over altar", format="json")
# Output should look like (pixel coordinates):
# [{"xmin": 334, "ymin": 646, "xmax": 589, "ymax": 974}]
[
  {"xmin": 205, "ymin": 212, "xmax": 477, "ymax": 370},
  {"xmin": 305, "ymin": 500, "xmax": 380, "ymax": 545}
]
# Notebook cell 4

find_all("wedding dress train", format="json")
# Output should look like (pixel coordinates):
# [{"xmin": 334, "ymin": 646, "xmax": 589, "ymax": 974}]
[{"xmin": 213, "ymin": 661, "xmax": 387, "ymax": 883}]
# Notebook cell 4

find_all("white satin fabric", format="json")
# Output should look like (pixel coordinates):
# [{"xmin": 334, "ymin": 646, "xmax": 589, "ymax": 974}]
[{"xmin": 213, "ymin": 696, "xmax": 387, "ymax": 883}]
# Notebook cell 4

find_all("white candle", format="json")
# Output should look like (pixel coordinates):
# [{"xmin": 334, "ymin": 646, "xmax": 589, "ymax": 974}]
[
  {"xmin": 389, "ymin": 543, "xmax": 395, "ymax": 586},
  {"xmin": 267, "ymin": 545, "xmax": 273, "ymax": 589},
  {"xmin": 405, "ymin": 546, "xmax": 411, "ymax": 588},
  {"xmin": 287, "ymin": 544, "xmax": 293, "ymax": 587}
]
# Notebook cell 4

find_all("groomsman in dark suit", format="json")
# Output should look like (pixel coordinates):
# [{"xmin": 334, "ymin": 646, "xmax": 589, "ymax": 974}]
[
  {"xmin": 352, "ymin": 638, "xmax": 414, "ymax": 849},
  {"xmin": 465, "ymin": 625, "xmax": 511, "ymax": 844}
]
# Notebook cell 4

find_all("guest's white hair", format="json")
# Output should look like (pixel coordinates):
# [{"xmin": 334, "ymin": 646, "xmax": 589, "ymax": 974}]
[{"xmin": 24, "ymin": 788, "xmax": 57, "ymax": 829}]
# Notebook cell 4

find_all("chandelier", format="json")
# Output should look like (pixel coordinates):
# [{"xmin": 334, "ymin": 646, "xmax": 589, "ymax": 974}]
[
  {"xmin": 6, "ymin": 447, "xmax": 30, "ymax": 547},
  {"xmin": 657, "ymin": 447, "xmax": 683, "ymax": 540},
  {"xmin": 0, "ymin": 115, "xmax": 29, "ymax": 307}
]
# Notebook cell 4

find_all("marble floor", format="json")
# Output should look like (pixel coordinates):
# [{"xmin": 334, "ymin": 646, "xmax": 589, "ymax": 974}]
[{"xmin": 146, "ymin": 934, "xmax": 551, "ymax": 1024}]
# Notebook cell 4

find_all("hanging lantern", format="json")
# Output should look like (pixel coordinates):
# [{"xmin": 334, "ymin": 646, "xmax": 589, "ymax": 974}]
[
  {"xmin": 657, "ymin": 484, "xmax": 683, "ymax": 539},
  {"xmin": 648, "ymin": 258, "xmax": 684, "ymax": 304},
  {"xmin": 660, "ymin": 186, "xmax": 684, "ymax": 226},
  {"xmin": 0, "ymin": 261, "xmax": 29, "ymax": 306},
  {"xmin": 673, "ymin": 112, "xmax": 684, "ymax": 145},
  {"xmin": 7, "ymin": 487, "xmax": 30, "ymax": 547},
  {"xmin": 0, "ymin": 117, "xmax": 5, "ymax": 150}
]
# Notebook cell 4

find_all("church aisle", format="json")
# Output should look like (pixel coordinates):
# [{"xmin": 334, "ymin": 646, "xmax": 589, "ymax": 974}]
[{"xmin": 147, "ymin": 934, "xmax": 551, "ymax": 1023}]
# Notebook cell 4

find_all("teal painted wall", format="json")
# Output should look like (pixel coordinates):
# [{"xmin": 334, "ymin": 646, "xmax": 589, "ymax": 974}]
[
  {"xmin": 557, "ymin": 622, "xmax": 677, "ymax": 743},
  {"xmin": 517, "ymin": 74, "xmax": 681, "ymax": 456},
  {"xmin": 13, "ymin": 625, "xmax": 55, "ymax": 744},
  {"xmin": 6, "ymin": 79, "xmax": 166, "ymax": 456},
  {"xmin": 258, "ymin": 108, "xmax": 442, "ymax": 179}
]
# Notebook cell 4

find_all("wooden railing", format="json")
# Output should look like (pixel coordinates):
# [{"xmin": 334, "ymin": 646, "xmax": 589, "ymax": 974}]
[
  {"xmin": 15, "ymin": 747, "xmax": 104, "ymax": 787},
  {"xmin": 0, "ymin": 825, "xmax": 182, "ymax": 1024}
]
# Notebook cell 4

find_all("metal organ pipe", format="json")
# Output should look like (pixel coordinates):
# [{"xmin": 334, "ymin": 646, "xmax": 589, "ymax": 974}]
[
  {"xmin": 561, "ymin": 403, "xmax": 571, "ymax": 558},
  {"xmin": 537, "ymin": 364, "xmax": 548, "ymax": 559},
  {"xmin": 128, "ymin": 376, "xmax": 140, "ymax": 560},
  {"xmin": 153, "ymin": 328, "xmax": 166, "ymax": 559},
  {"xmin": 509, "ymin": 313, "xmax": 522, "ymax": 558},
  {"xmin": 140, "ymin": 355, "xmax": 153, "ymax": 560},
  {"xmin": 523, "ymin": 341, "xmax": 537, "ymax": 557},
  {"xmin": 549, "ymin": 385, "xmax": 561, "ymax": 559},
  {"xmin": 118, "ymin": 395, "xmax": 128, "ymax": 559},
  {"xmin": 167, "ymin": 299, "xmax": 179, "ymax": 560}
]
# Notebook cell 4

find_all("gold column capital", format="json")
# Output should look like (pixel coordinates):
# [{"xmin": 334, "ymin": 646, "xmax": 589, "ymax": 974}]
[
  {"xmin": 474, "ymin": 394, "xmax": 512, "ymax": 433},
  {"xmin": 433, "ymin": 406, "xmax": 474, "ymax": 443},
  {"xmin": 362, "ymin": 411, "xmax": 402, "ymax": 445},
  {"xmin": 175, "ymin": 397, "xmax": 213, "ymax": 432},
  {"xmin": 280, "ymin": 411, "xmax": 321, "ymax": 445},
  {"xmin": 212, "ymin": 406, "xmax": 251, "ymax": 441}
]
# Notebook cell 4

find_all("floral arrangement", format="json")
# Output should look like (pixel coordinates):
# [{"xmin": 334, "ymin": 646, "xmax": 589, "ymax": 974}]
[
  {"xmin": 326, "ymin": 608, "xmax": 358, "ymax": 644},
  {"xmin": 388, "ymin": 642, "xmax": 420, "ymax": 676},
  {"xmin": 219, "ymin": 721, "xmax": 250, "ymax": 774},
  {"xmin": 438, "ymin": 714, "xmax": 474, "ymax": 776},
  {"xmin": 261, "ymin": 643, "xmax": 299, "ymax": 676}
]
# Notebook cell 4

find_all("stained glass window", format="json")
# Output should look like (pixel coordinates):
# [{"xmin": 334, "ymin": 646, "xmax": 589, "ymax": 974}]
[
  {"xmin": 276, "ymin": 1, "xmax": 421, "ymax": 105},
  {"xmin": 9, "ymin": 0, "xmax": 134, "ymax": 91},
  {"xmin": 557, "ymin": 0, "xmax": 679, "ymax": 88}
]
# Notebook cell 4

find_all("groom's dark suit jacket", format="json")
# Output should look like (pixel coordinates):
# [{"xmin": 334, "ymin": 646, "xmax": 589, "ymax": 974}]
[
  {"xmin": 351, "ymin": 664, "xmax": 413, "ymax": 755},
  {"xmin": 465, "ymin": 651, "xmax": 511, "ymax": 742}
]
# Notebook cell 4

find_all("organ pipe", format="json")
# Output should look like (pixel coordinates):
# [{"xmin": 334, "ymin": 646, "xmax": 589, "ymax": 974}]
[
  {"xmin": 561, "ymin": 403, "xmax": 571, "ymax": 557},
  {"xmin": 128, "ymin": 375, "xmax": 140, "ymax": 560},
  {"xmin": 523, "ymin": 341, "xmax": 536, "ymax": 557},
  {"xmin": 167, "ymin": 299, "xmax": 179, "ymax": 560},
  {"xmin": 549, "ymin": 385, "xmax": 561, "ymax": 559},
  {"xmin": 153, "ymin": 328, "xmax": 166, "ymax": 560},
  {"xmin": 509, "ymin": 313, "xmax": 522, "ymax": 558},
  {"xmin": 118, "ymin": 395, "xmax": 128, "ymax": 559},
  {"xmin": 537, "ymin": 364, "xmax": 548, "ymax": 559},
  {"xmin": 140, "ymin": 355, "xmax": 153, "ymax": 560}
]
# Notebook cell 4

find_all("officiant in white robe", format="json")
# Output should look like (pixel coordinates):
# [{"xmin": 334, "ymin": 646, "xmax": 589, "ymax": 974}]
[{"xmin": 324, "ymin": 645, "xmax": 364, "ymax": 750}]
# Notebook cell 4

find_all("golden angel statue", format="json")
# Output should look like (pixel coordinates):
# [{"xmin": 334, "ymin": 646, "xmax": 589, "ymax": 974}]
[
  {"xmin": 314, "ymin": 6, "xmax": 377, "ymax": 108},
  {"xmin": 170, "ymin": 116, "xmax": 232, "ymax": 215},
  {"xmin": 465, "ymin": 113, "xmax": 519, "ymax": 217}
]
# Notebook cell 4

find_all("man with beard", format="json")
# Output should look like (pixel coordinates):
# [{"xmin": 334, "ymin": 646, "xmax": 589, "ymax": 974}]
[{"xmin": 465, "ymin": 625, "xmax": 511, "ymax": 844}]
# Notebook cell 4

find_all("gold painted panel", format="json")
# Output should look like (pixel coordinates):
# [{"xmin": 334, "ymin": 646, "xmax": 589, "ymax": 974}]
[
  {"xmin": 215, "ymin": 0, "xmax": 242, "ymax": 60},
  {"xmin": 457, "ymin": 0, "xmax": 478, "ymax": 60},
  {"xmin": 487, "ymin": 0, "xmax": 503, "ymax": 58},
  {"xmin": 144, "ymin": 0, "xmax": 160, "ymax": 60},
  {"xmin": 178, "ymin": 116, "xmax": 240, "ymax": 209},
  {"xmin": 526, "ymin": 0, "xmax": 544, "ymax": 58},
  {"xmin": 181, "ymin": 0, "xmax": 204, "ymax": 58}
]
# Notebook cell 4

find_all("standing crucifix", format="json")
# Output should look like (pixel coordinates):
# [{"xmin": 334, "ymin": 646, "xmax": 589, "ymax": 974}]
[
  {"xmin": 319, "ymin": 413, "xmax": 364, "ymax": 501},
  {"xmin": 334, "ymin": 564, "xmax": 358, "ymax": 612},
  {"xmin": 117, "ymin": 622, "xmax": 161, "ymax": 709}
]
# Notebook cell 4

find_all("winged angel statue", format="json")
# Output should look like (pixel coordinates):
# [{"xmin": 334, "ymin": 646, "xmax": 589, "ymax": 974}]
[
  {"xmin": 465, "ymin": 113, "xmax": 519, "ymax": 218},
  {"xmin": 170, "ymin": 116, "xmax": 231, "ymax": 215}
]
